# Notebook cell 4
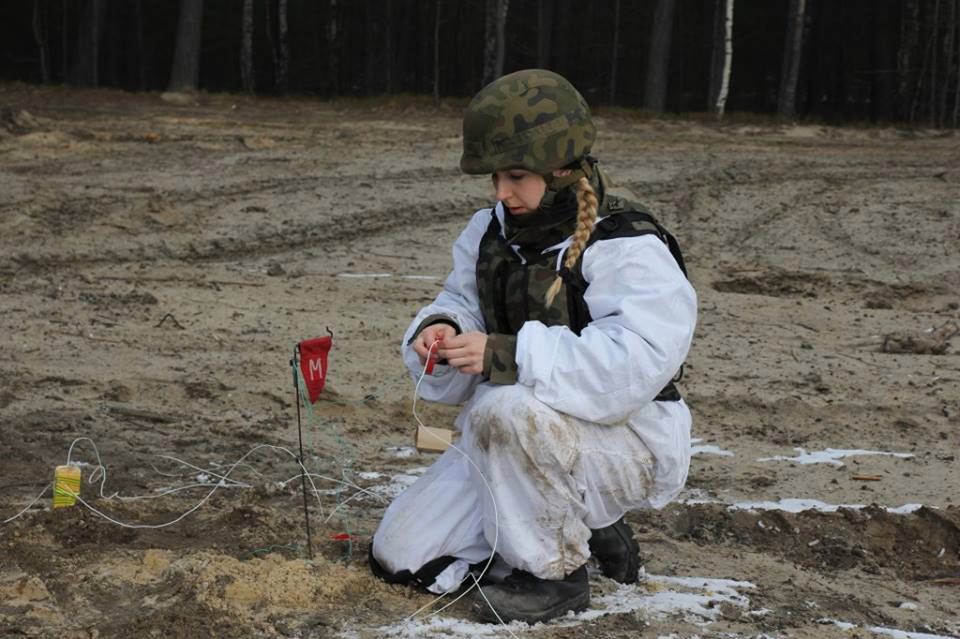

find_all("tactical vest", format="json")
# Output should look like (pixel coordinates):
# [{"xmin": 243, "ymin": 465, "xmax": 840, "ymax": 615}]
[{"xmin": 475, "ymin": 195, "xmax": 687, "ymax": 401}]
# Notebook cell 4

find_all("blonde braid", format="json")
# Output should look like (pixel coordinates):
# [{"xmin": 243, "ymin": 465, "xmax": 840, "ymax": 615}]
[{"xmin": 545, "ymin": 176, "xmax": 599, "ymax": 307}]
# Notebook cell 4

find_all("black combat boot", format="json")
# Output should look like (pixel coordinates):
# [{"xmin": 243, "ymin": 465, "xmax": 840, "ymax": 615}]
[
  {"xmin": 588, "ymin": 516, "xmax": 641, "ymax": 584},
  {"xmin": 472, "ymin": 565, "xmax": 589, "ymax": 624}
]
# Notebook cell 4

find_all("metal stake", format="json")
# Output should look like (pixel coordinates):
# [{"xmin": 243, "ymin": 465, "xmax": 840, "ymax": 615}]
[{"xmin": 292, "ymin": 351, "xmax": 314, "ymax": 560}]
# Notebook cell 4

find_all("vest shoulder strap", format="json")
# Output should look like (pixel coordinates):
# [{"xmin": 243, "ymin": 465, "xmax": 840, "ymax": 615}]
[{"xmin": 586, "ymin": 209, "xmax": 688, "ymax": 278}]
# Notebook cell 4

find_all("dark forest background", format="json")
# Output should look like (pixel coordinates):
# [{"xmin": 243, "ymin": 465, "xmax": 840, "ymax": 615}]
[{"xmin": 1, "ymin": 0, "xmax": 959, "ymax": 127}]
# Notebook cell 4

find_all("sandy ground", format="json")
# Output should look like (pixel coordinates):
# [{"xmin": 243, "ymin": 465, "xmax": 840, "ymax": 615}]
[{"xmin": 1, "ymin": 83, "xmax": 959, "ymax": 639}]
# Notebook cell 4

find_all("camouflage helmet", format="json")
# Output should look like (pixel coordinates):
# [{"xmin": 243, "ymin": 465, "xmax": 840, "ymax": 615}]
[{"xmin": 460, "ymin": 69, "xmax": 595, "ymax": 176}]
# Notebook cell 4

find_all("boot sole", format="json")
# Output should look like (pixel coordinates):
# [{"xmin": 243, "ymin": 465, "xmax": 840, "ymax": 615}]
[{"xmin": 473, "ymin": 590, "xmax": 590, "ymax": 625}]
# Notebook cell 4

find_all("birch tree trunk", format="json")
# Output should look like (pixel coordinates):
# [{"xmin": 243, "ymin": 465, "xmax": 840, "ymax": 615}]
[
  {"xmin": 241, "ymin": 0, "xmax": 254, "ymax": 93},
  {"xmin": 168, "ymin": 0, "xmax": 204, "ymax": 92},
  {"xmin": 482, "ymin": 0, "xmax": 509, "ymax": 85},
  {"xmin": 33, "ymin": 0, "xmax": 50, "ymax": 84},
  {"xmin": 708, "ymin": 0, "xmax": 724, "ymax": 111},
  {"xmin": 644, "ymin": 0, "xmax": 676, "ymax": 111},
  {"xmin": 715, "ymin": 0, "xmax": 735, "ymax": 118},
  {"xmin": 777, "ymin": 0, "xmax": 806, "ymax": 118},
  {"xmin": 609, "ymin": 0, "xmax": 620, "ymax": 104}
]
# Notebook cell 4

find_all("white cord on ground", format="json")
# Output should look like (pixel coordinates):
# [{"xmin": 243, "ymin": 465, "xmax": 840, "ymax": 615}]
[
  {"xmin": 2, "ymin": 483, "xmax": 52, "ymax": 524},
  {"xmin": 113, "ymin": 482, "xmax": 244, "ymax": 501},
  {"xmin": 67, "ymin": 436, "xmax": 117, "ymax": 499},
  {"xmin": 0, "ymin": 441, "xmax": 332, "ymax": 530},
  {"xmin": 278, "ymin": 472, "xmax": 386, "ymax": 504},
  {"xmin": 68, "ymin": 443, "xmax": 327, "ymax": 529},
  {"xmin": 156, "ymin": 454, "xmax": 252, "ymax": 488}
]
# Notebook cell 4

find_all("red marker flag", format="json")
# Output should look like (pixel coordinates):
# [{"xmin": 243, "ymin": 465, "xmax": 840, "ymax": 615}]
[{"xmin": 297, "ymin": 336, "xmax": 332, "ymax": 404}]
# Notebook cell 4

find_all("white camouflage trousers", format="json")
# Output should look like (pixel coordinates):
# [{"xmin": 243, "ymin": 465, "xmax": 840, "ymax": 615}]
[{"xmin": 371, "ymin": 384, "xmax": 658, "ymax": 593}]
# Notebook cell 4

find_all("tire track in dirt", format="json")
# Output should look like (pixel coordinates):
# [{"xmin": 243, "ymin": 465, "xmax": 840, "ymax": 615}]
[
  {"xmin": 1, "ymin": 196, "xmax": 480, "ymax": 276},
  {"xmin": 709, "ymin": 267, "xmax": 956, "ymax": 310}
]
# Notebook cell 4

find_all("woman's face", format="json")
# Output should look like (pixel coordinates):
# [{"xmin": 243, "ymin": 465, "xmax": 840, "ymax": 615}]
[{"xmin": 492, "ymin": 169, "xmax": 547, "ymax": 215}]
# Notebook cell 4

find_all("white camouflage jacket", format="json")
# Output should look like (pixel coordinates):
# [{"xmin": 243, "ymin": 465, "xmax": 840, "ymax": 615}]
[{"xmin": 401, "ymin": 202, "xmax": 698, "ymax": 508}]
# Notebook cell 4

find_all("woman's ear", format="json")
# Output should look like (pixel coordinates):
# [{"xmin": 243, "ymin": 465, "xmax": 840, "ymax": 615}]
[{"xmin": 553, "ymin": 169, "xmax": 573, "ymax": 178}]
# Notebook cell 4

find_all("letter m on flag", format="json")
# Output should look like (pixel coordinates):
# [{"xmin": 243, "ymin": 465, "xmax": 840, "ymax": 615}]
[{"xmin": 297, "ymin": 336, "xmax": 332, "ymax": 404}]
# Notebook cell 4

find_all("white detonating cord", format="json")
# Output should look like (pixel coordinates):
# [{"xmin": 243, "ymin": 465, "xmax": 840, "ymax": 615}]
[
  {"xmin": 1, "ymin": 440, "xmax": 336, "ymax": 531},
  {"xmin": 70, "ymin": 443, "xmax": 327, "ymax": 530},
  {"xmin": 2, "ymin": 483, "xmax": 52, "ymax": 524},
  {"xmin": 404, "ymin": 340, "xmax": 519, "ymax": 638}
]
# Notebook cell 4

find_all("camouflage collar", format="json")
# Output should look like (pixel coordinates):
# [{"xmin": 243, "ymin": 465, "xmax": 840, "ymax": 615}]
[{"xmin": 503, "ymin": 203, "xmax": 578, "ymax": 257}]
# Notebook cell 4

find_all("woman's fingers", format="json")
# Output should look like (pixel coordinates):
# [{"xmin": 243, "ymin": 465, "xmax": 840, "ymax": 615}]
[
  {"xmin": 433, "ymin": 325, "xmax": 454, "ymax": 341},
  {"xmin": 413, "ymin": 336, "xmax": 430, "ymax": 360},
  {"xmin": 445, "ymin": 356, "xmax": 482, "ymax": 375},
  {"xmin": 413, "ymin": 325, "xmax": 450, "ymax": 361},
  {"xmin": 437, "ymin": 332, "xmax": 487, "ymax": 374},
  {"xmin": 413, "ymin": 329, "xmax": 486, "ymax": 374}
]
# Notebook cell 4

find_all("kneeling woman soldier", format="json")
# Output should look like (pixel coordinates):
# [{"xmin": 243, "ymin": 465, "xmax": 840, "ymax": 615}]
[{"xmin": 370, "ymin": 69, "xmax": 697, "ymax": 624}]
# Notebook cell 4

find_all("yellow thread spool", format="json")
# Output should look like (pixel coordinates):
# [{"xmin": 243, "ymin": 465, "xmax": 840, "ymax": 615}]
[{"xmin": 53, "ymin": 465, "xmax": 82, "ymax": 508}]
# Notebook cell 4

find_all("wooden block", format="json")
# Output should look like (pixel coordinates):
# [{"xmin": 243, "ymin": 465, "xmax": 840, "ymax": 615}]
[{"xmin": 415, "ymin": 425, "xmax": 455, "ymax": 453}]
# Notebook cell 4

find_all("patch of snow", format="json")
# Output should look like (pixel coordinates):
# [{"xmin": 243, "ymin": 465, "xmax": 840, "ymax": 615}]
[
  {"xmin": 679, "ymin": 495, "xmax": 925, "ymax": 516},
  {"xmin": 757, "ymin": 447, "xmax": 913, "ymax": 467},
  {"xmin": 385, "ymin": 446, "xmax": 417, "ymax": 458},
  {"xmin": 585, "ymin": 575, "xmax": 753, "ymax": 624},
  {"xmin": 819, "ymin": 618, "xmax": 955, "ymax": 639},
  {"xmin": 367, "ymin": 467, "xmax": 428, "ymax": 499},
  {"xmin": 357, "ymin": 573, "xmax": 756, "ymax": 638},
  {"xmin": 691, "ymin": 438, "xmax": 735, "ymax": 457},
  {"xmin": 679, "ymin": 498, "xmax": 721, "ymax": 507},
  {"xmin": 368, "ymin": 473, "xmax": 420, "ymax": 499},
  {"xmin": 889, "ymin": 504, "xmax": 924, "ymax": 515},
  {"xmin": 730, "ymin": 498, "xmax": 923, "ymax": 515}
]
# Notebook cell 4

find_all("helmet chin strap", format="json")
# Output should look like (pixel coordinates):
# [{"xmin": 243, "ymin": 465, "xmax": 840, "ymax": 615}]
[{"xmin": 538, "ymin": 157, "xmax": 595, "ymax": 212}]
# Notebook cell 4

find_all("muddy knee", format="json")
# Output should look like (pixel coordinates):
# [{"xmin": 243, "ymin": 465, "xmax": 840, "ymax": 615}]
[{"xmin": 468, "ymin": 386, "xmax": 552, "ymax": 453}]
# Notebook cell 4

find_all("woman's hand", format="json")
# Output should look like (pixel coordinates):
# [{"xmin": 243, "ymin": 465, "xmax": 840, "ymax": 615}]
[
  {"xmin": 412, "ymin": 323, "xmax": 458, "ymax": 365},
  {"xmin": 437, "ymin": 331, "xmax": 488, "ymax": 375}
]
